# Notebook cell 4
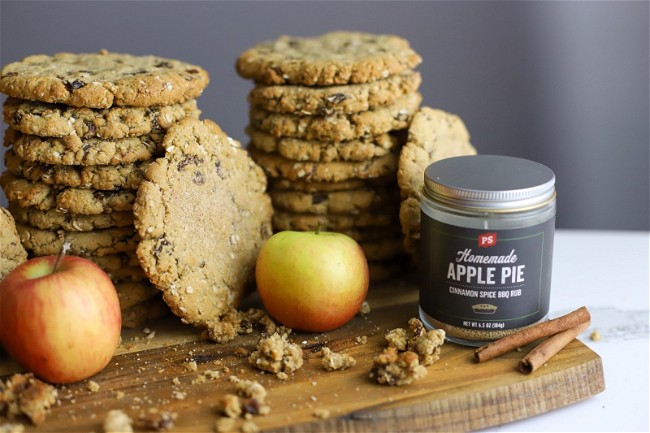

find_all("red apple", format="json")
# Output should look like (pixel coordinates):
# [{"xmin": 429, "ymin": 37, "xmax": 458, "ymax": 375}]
[
  {"xmin": 0, "ymin": 255, "xmax": 122, "ymax": 384},
  {"xmin": 255, "ymin": 228, "xmax": 369, "ymax": 332}
]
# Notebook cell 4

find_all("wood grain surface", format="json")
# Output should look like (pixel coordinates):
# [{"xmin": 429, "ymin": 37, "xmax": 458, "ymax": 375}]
[{"xmin": 0, "ymin": 278, "xmax": 605, "ymax": 432}]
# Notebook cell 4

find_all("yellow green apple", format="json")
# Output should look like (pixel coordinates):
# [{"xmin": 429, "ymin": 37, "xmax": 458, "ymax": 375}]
[{"xmin": 255, "ymin": 227, "xmax": 369, "ymax": 332}]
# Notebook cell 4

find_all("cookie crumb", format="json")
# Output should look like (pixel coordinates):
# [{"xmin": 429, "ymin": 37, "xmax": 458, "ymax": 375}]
[
  {"xmin": 218, "ymin": 394, "xmax": 242, "ymax": 419},
  {"xmin": 215, "ymin": 417, "xmax": 236, "ymax": 433},
  {"xmin": 313, "ymin": 408, "xmax": 330, "ymax": 419},
  {"xmin": 235, "ymin": 380, "xmax": 267, "ymax": 403},
  {"xmin": 0, "ymin": 424, "xmax": 24, "ymax": 433},
  {"xmin": 320, "ymin": 347, "xmax": 356, "ymax": 371},
  {"xmin": 385, "ymin": 328, "xmax": 408, "ymax": 351},
  {"xmin": 87, "ymin": 381, "xmax": 100, "ymax": 393},
  {"xmin": 103, "ymin": 409, "xmax": 133, "ymax": 433},
  {"xmin": 370, "ymin": 347, "xmax": 427, "ymax": 386},
  {"xmin": 248, "ymin": 332, "xmax": 303, "ymax": 374},
  {"xmin": 355, "ymin": 335, "xmax": 368, "ymax": 345},
  {"xmin": 241, "ymin": 420, "xmax": 259, "ymax": 433},
  {"xmin": 137, "ymin": 408, "xmax": 177, "ymax": 431},
  {"xmin": 0, "ymin": 373, "xmax": 58, "ymax": 425},
  {"xmin": 233, "ymin": 347, "xmax": 250, "ymax": 358},
  {"xmin": 590, "ymin": 330, "xmax": 601, "ymax": 342},
  {"xmin": 358, "ymin": 301, "xmax": 371, "ymax": 316},
  {"xmin": 171, "ymin": 390, "xmax": 186, "ymax": 400},
  {"xmin": 185, "ymin": 360, "xmax": 198, "ymax": 372},
  {"xmin": 385, "ymin": 318, "xmax": 445, "ymax": 366}
]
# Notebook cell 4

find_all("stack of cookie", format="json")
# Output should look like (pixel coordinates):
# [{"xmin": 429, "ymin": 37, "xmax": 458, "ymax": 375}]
[
  {"xmin": 0, "ymin": 51, "xmax": 209, "ymax": 327},
  {"xmin": 236, "ymin": 31, "xmax": 423, "ymax": 282}
]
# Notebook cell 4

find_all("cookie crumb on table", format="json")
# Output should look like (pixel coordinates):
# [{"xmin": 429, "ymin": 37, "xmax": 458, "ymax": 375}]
[
  {"xmin": 385, "ymin": 318, "xmax": 445, "ymax": 366},
  {"xmin": 355, "ymin": 335, "xmax": 368, "ymax": 345},
  {"xmin": 0, "ymin": 373, "xmax": 58, "ymax": 425},
  {"xmin": 235, "ymin": 380, "xmax": 267, "ymax": 403},
  {"xmin": 215, "ymin": 417, "xmax": 236, "ymax": 433},
  {"xmin": 385, "ymin": 327, "xmax": 408, "ymax": 351},
  {"xmin": 320, "ymin": 347, "xmax": 356, "ymax": 371},
  {"xmin": 358, "ymin": 301, "xmax": 371, "ymax": 316},
  {"xmin": 86, "ymin": 380, "xmax": 100, "ymax": 393},
  {"xmin": 241, "ymin": 420, "xmax": 259, "ymax": 433},
  {"xmin": 313, "ymin": 408, "xmax": 331, "ymax": 419},
  {"xmin": 0, "ymin": 423, "xmax": 24, "ymax": 433},
  {"xmin": 371, "ymin": 318, "xmax": 445, "ymax": 385},
  {"xmin": 103, "ymin": 409, "xmax": 133, "ymax": 433},
  {"xmin": 370, "ymin": 347, "xmax": 427, "ymax": 386},
  {"xmin": 248, "ymin": 332, "xmax": 304, "ymax": 376},
  {"xmin": 218, "ymin": 394, "xmax": 242, "ymax": 419},
  {"xmin": 137, "ymin": 408, "xmax": 177, "ymax": 432}
]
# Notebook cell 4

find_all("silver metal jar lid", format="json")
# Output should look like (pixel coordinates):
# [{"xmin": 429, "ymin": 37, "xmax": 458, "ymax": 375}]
[{"xmin": 423, "ymin": 155, "xmax": 556, "ymax": 212}]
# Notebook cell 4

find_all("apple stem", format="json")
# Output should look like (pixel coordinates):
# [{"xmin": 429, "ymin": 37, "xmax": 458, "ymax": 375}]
[
  {"xmin": 316, "ymin": 220, "xmax": 324, "ymax": 235},
  {"xmin": 52, "ymin": 240, "xmax": 72, "ymax": 273}
]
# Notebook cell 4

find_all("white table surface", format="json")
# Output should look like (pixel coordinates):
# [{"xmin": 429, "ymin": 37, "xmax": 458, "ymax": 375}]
[{"xmin": 481, "ymin": 229, "xmax": 650, "ymax": 432}]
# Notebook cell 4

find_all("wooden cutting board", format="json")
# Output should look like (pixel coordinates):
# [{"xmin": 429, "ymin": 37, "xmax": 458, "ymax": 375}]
[{"xmin": 0, "ymin": 277, "xmax": 604, "ymax": 432}]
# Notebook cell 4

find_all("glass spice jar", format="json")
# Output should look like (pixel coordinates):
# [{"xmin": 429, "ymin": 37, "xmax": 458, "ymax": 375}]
[{"xmin": 419, "ymin": 155, "xmax": 556, "ymax": 346}]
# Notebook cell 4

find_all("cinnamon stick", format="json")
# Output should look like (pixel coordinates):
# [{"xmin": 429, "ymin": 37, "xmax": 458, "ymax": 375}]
[
  {"xmin": 518, "ymin": 320, "xmax": 590, "ymax": 374},
  {"xmin": 474, "ymin": 306, "xmax": 591, "ymax": 363}
]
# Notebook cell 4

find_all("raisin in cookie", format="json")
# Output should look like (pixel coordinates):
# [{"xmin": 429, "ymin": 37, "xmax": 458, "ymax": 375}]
[
  {"xmin": 249, "ymin": 92, "xmax": 421, "ymax": 142},
  {"xmin": 5, "ymin": 149, "xmax": 150, "ymax": 191},
  {"xmin": 5, "ymin": 128, "xmax": 163, "ymax": 166},
  {"xmin": 236, "ymin": 31, "xmax": 421, "ymax": 86},
  {"xmin": 249, "ymin": 148, "xmax": 398, "ymax": 183},
  {"xmin": 0, "ymin": 51, "xmax": 209, "ymax": 108},
  {"xmin": 4, "ymin": 98, "xmax": 199, "ymax": 140},
  {"xmin": 0, "ymin": 207, "xmax": 28, "ymax": 279},
  {"xmin": 247, "ymin": 127, "xmax": 398, "ymax": 162},
  {"xmin": 248, "ymin": 70, "xmax": 421, "ymax": 115},
  {"xmin": 396, "ymin": 107, "xmax": 477, "ymax": 256},
  {"xmin": 134, "ymin": 118, "xmax": 272, "ymax": 339}
]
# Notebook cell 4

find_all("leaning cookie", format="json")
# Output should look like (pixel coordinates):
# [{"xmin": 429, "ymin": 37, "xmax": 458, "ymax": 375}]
[
  {"xmin": 396, "ymin": 107, "xmax": 477, "ymax": 256},
  {"xmin": 134, "ymin": 118, "xmax": 273, "ymax": 340},
  {"xmin": 0, "ymin": 207, "xmax": 28, "ymax": 279},
  {"xmin": 0, "ymin": 51, "xmax": 209, "ymax": 108},
  {"xmin": 236, "ymin": 31, "xmax": 422, "ymax": 86}
]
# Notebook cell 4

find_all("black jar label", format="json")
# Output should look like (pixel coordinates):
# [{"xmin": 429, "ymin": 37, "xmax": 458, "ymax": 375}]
[{"xmin": 420, "ymin": 215, "xmax": 555, "ymax": 331}]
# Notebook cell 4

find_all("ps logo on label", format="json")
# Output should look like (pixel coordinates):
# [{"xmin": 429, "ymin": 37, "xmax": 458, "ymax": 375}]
[{"xmin": 478, "ymin": 232, "xmax": 497, "ymax": 247}]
